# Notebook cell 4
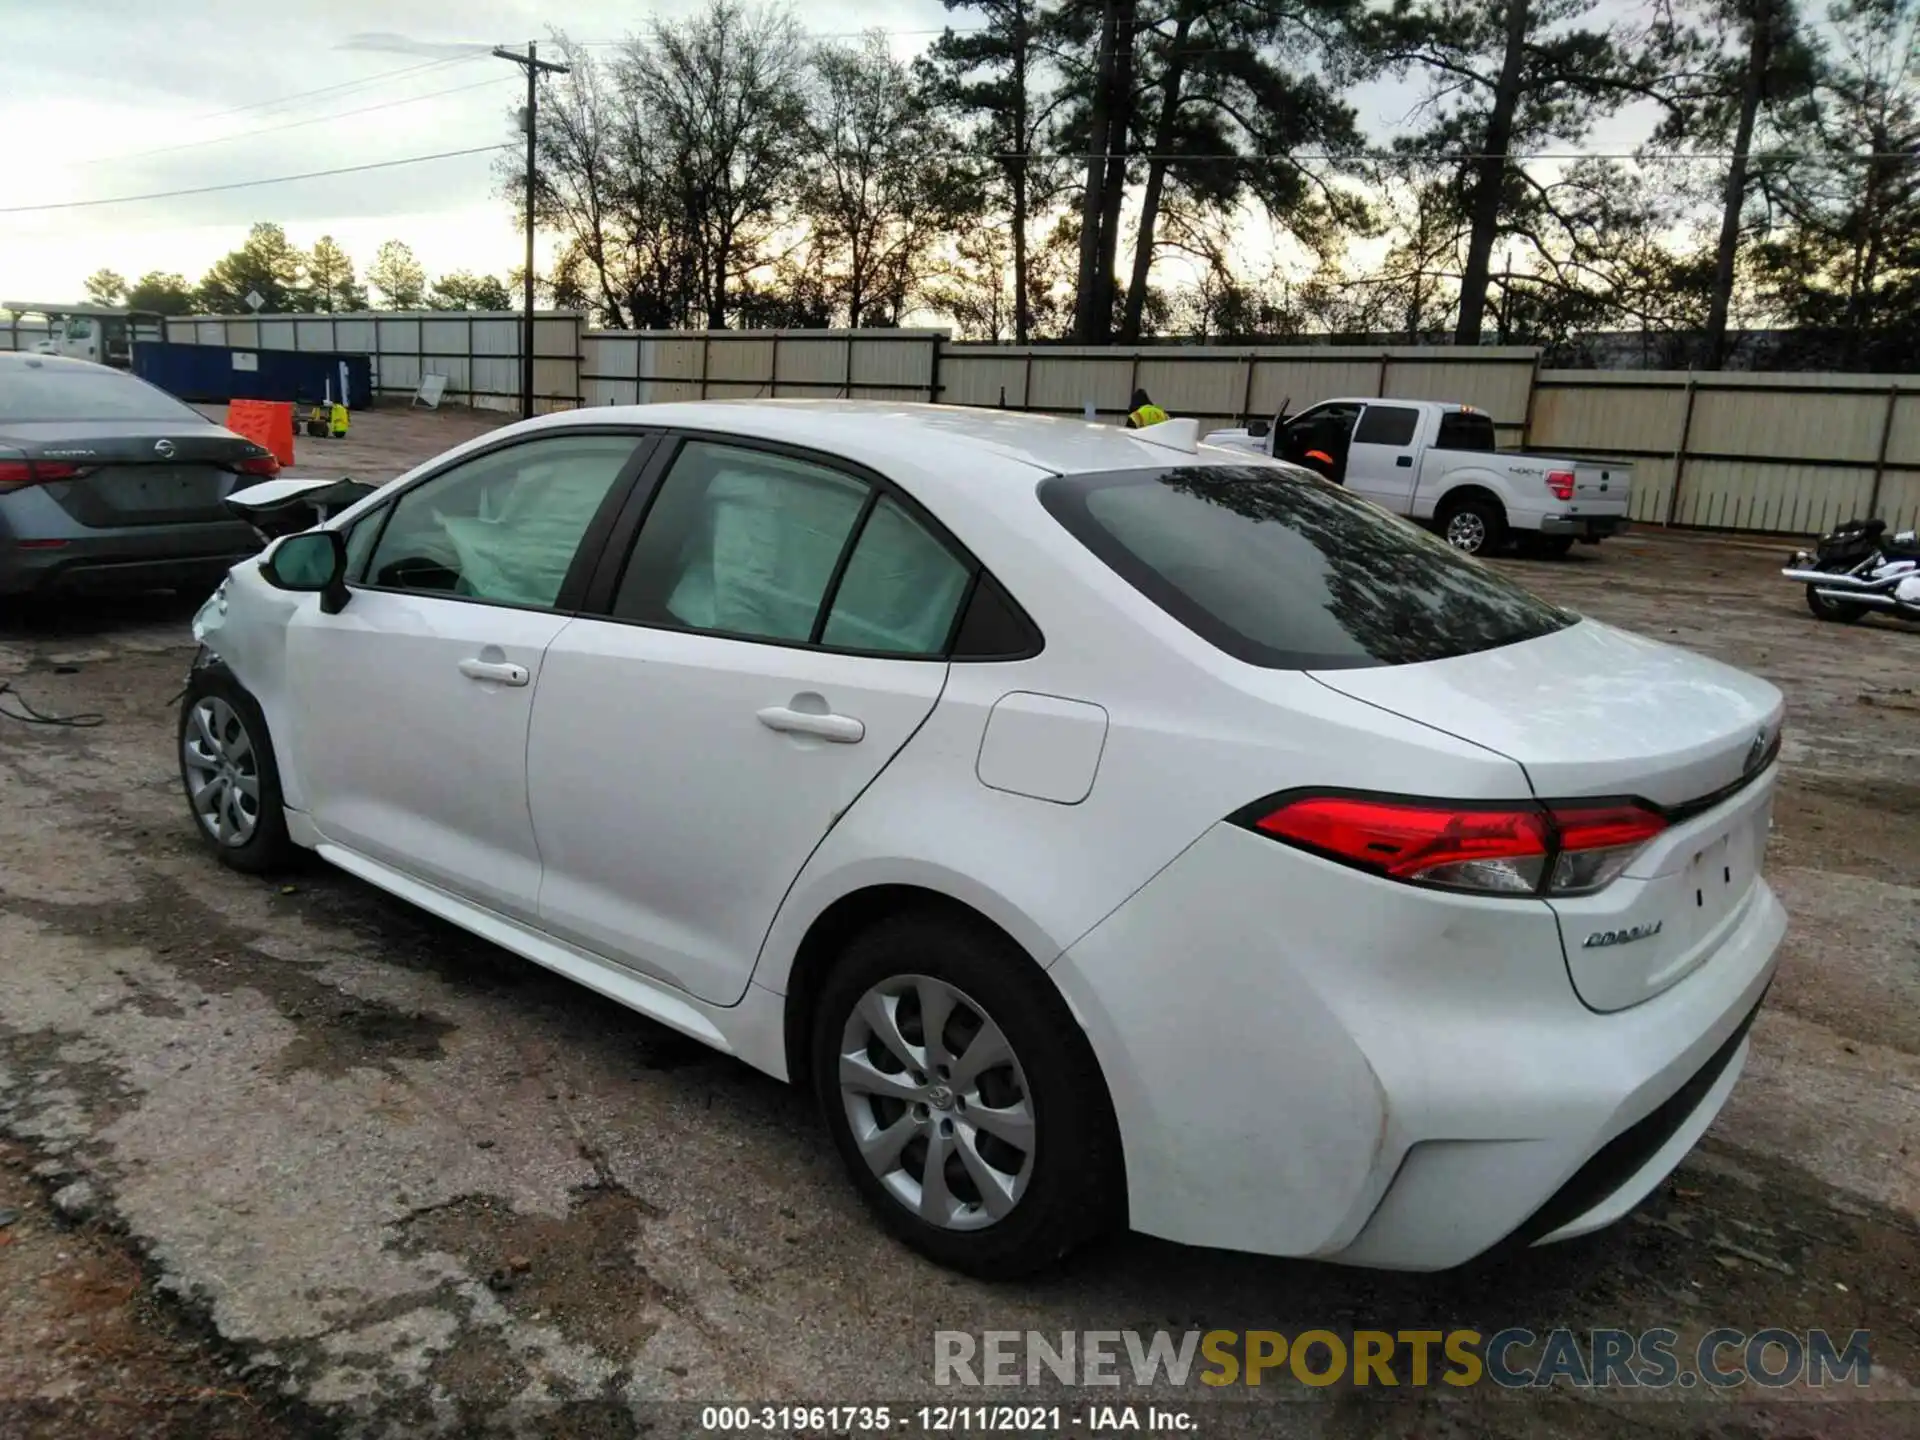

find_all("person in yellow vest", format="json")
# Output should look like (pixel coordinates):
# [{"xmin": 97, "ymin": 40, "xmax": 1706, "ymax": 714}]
[{"xmin": 1125, "ymin": 389, "xmax": 1169, "ymax": 428}]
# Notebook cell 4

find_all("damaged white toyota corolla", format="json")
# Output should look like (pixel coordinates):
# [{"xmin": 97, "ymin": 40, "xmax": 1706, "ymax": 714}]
[{"xmin": 183, "ymin": 401, "xmax": 1787, "ymax": 1277}]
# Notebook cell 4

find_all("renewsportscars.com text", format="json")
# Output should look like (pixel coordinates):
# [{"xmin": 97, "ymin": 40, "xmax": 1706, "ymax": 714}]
[{"xmin": 933, "ymin": 1328, "xmax": 1872, "ymax": 1391}]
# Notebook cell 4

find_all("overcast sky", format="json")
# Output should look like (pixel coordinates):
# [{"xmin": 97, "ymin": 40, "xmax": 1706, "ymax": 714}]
[{"xmin": 0, "ymin": 0, "xmax": 1664, "ymax": 307}]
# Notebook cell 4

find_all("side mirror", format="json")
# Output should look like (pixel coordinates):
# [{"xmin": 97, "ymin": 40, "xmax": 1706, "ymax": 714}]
[
  {"xmin": 1246, "ymin": 418, "xmax": 1270, "ymax": 438},
  {"xmin": 260, "ymin": 530, "xmax": 350, "ymax": 614}
]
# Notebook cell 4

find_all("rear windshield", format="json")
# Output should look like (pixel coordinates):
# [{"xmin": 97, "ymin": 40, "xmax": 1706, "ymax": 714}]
[
  {"xmin": 0, "ymin": 365, "xmax": 207, "ymax": 424},
  {"xmin": 1435, "ymin": 411, "xmax": 1498, "ymax": 452},
  {"xmin": 1039, "ymin": 464, "xmax": 1574, "ymax": 670}
]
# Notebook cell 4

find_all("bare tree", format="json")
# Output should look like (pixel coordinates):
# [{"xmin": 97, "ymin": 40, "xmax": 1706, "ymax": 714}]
[
  {"xmin": 624, "ymin": 0, "xmax": 811, "ymax": 328},
  {"xmin": 802, "ymin": 33, "xmax": 981, "ymax": 326}
]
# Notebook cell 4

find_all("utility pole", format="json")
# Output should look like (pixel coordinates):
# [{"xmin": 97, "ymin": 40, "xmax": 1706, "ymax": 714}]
[{"xmin": 493, "ymin": 41, "xmax": 569, "ymax": 419}]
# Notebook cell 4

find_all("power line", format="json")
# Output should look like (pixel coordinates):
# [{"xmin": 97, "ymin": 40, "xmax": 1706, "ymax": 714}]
[
  {"xmin": 0, "ymin": 146, "xmax": 509, "ymax": 215},
  {"xmin": 75, "ymin": 76, "xmax": 516, "ymax": 168},
  {"xmin": 183, "ymin": 53, "xmax": 482, "ymax": 123}
]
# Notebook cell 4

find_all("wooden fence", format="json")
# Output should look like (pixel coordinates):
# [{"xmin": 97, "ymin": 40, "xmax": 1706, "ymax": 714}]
[{"xmin": 150, "ymin": 314, "xmax": 1920, "ymax": 535}]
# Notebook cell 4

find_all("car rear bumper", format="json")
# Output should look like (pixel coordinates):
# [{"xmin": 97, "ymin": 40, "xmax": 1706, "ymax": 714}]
[
  {"xmin": 1539, "ymin": 513, "xmax": 1629, "ymax": 539},
  {"xmin": 0, "ymin": 496, "xmax": 256, "ymax": 597},
  {"xmin": 1047, "ymin": 822, "xmax": 1785, "ymax": 1269}
]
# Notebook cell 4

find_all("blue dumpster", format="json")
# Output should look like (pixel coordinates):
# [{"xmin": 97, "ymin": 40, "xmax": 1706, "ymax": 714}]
[{"xmin": 132, "ymin": 341, "xmax": 373, "ymax": 408}]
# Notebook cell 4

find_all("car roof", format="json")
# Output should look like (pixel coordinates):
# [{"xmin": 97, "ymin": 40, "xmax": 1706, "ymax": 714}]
[
  {"xmin": 531, "ymin": 399, "xmax": 1246, "ymax": 478},
  {"xmin": 0, "ymin": 352, "xmax": 113, "ymax": 372}
]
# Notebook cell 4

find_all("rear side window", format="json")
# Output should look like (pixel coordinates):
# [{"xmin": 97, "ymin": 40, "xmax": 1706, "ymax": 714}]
[
  {"xmin": 1354, "ymin": 405, "xmax": 1419, "ymax": 446},
  {"xmin": 1039, "ymin": 465, "xmax": 1574, "ymax": 670},
  {"xmin": 1435, "ymin": 411, "xmax": 1498, "ymax": 452},
  {"xmin": 613, "ymin": 440, "xmax": 870, "ymax": 641},
  {"xmin": 0, "ymin": 364, "xmax": 207, "ymax": 424},
  {"xmin": 819, "ymin": 495, "xmax": 972, "ymax": 655}
]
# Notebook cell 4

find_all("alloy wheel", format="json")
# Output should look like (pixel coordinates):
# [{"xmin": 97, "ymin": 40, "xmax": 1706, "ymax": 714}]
[
  {"xmin": 1446, "ymin": 511, "xmax": 1487, "ymax": 552},
  {"xmin": 182, "ymin": 696, "xmax": 261, "ymax": 847},
  {"xmin": 838, "ymin": 975, "xmax": 1035, "ymax": 1231}
]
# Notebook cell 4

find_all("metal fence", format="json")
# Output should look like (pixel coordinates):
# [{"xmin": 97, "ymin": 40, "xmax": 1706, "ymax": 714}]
[
  {"xmin": 579, "ymin": 329, "xmax": 945, "ymax": 405},
  {"xmin": 935, "ymin": 343, "xmax": 1544, "ymax": 445},
  {"xmin": 0, "ymin": 317, "xmax": 52, "ymax": 352},
  {"xmin": 1528, "ymin": 370, "xmax": 1920, "ymax": 535},
  {"xmin": 161, "ymin": 310, "xmax": 585, "ymax": 413},
  {"xmin": 148, "ymin": 313, "xmax": 1920, "ymax": 536}
]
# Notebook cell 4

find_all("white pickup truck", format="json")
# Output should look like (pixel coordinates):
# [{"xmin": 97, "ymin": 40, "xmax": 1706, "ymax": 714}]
[{"xmin": 1203, "ymin": 397, "xmax": 1632, "ymax": 557}]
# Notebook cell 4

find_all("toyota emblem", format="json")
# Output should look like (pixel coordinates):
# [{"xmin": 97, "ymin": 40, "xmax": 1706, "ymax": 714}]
[
  {"xmin": 1745, "ymin": 728, "xmax": 1769, "ymax": 775},
  {"xmin": 153, "ymin": 438, "xmax": 177, "ymax": 459}
]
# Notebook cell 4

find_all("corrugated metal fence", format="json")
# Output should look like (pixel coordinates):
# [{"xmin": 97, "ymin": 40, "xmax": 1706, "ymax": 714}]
[
  {"xmin": 149, "ymin": 313, "xmax": 1920, "ymax": 535},
  {"xmin": 580, "ymin": 329, "xmax": 944, "ymax": 405},
  {"xmin": 1529, "ymin": 370, "xmax": 1920, "ymax": 536},
  {"xmin": 161, "ymin": 310, "xmax": 584, "ymax": 412}
]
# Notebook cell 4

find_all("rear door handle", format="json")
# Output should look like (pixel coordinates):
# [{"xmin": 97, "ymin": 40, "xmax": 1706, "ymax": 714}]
[
  {"xmin": 757, "ymin": 706, "xmax": 864, "ymax": 743},
  {"xmin": 459, "ymin": 658, "xmax": 530, "ymax": 687}
]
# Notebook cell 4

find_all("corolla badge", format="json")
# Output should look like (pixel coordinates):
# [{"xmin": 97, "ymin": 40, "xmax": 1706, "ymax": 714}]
[
  {"xmin": 1583, "ymin": 921, "xmax": 1663, "ymax": 949},
  {"xmin": 153, "ymin": 438, "xmax": 177, "ymax": 459}
]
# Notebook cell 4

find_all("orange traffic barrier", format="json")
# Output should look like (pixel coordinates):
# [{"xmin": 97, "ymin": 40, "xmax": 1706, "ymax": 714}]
[{"xmin": 225, "ymin": 399, "xmax": 296, "ymax": 468}]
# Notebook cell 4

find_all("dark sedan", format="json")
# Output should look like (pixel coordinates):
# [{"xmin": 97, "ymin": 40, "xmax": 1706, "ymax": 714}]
[{"xmin": 0, "ymin": 352, "xmax": 278, "ymax": 598}]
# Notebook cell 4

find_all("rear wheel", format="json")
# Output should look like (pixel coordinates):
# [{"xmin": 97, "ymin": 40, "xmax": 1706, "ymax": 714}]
[
  {"xmin": 1439, "ymin": 493, "xmax": 1507, "ymax": 556},
  {"xmin": 178, "ymin": 669, "xmax": 297, "ymax": 873},
  {"xmin": 1806, "ymin": 584, "xmax": 1868, "ymax": 623},
  {"xmin": 812, "ymin": 910, "xmax": 1121, "ymax": 1278}
]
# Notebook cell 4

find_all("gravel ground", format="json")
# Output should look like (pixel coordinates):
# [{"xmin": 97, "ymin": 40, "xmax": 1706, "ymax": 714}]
[{"xmin": 0, "ymin": 438, "xmax": 1916, "ymax": 1438}]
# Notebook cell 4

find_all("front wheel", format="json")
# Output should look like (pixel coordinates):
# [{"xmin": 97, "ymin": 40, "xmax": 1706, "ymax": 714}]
[
  {"xmin": 178, "ymin": 668, "xmax": 298, "ymax": 873},
  {"xmin": 1438, "ymin": 494, "xmax": 1507, "ymax": 556},
  {"xmin": 1805, "ymin": 583, "xmax": 1868, "ymax": 623},
  {"xmin": 812, "ymin": 910, "xmax": 1122, "ymax": 1278}
]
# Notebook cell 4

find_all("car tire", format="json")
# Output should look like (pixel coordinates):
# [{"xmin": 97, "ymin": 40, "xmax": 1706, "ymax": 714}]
[
  {"xmin": 1805, "ymin": 584, "xmax": 1868, "ymax": 623},
  {"xmin": 1439, "ymin": 494, "xmax": 1507, "ymax": 556},
  {"xmin": 177, "ymin": 667, "xmax": 298, "ymax": 874},
  {"xmin": 812, "ymin": 909, "xmax": 1123, "ymax": 1278}
]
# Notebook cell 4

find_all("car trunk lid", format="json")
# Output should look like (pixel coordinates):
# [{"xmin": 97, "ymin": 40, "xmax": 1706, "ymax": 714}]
[
  {"xmin": 3, "ymin": 421, "xmax": 271, "ymax": 528},
  {"xmin": 1310, "ymin": 619, "xmax": 1784, "ymax": 1010}
]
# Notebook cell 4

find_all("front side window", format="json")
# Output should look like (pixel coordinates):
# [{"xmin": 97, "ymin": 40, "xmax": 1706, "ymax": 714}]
[
  {"xmin": 612, "ymin": 441, "xmax": 870, "ymax": 642},
  {"xmin": 341, "ymin": 506, "xmax": 387, "ymax": 581},
  {"xmin": 1283, "ymin": 402, "xmax": 1361, "ymax": 446},
  {"xmin": 364, "ymin": 433, "xmax": 638, "ymax": 607},
  {"xmin": 1039, "ymin": 465, "xmax": 1575, "ymax": 670}
]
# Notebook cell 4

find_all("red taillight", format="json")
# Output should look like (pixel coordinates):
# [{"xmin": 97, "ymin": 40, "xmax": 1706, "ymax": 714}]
[
  {"xmin": 0, "ymin": 459, "xmax": 81, "ymax": 489},
  {"xmin": 1245, "ymin": 793, "xmax": 1666, "ymax": 897},
  {"xmin": 1546, "ymin": 803, "xmax": 1668, "ymax": 894},
  {"xmin": 231, "ymin": 453, "xmax": 281, "ymax": 477},
  {"xmin": 1547, "ymin": 470, "xmax": 1576, "ymax": 501}
]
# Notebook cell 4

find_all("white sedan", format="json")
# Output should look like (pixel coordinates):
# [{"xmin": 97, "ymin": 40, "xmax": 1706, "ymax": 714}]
[{"xmin": 183, "ymin": 401, "xmax": 1787, "ymax": 1277}]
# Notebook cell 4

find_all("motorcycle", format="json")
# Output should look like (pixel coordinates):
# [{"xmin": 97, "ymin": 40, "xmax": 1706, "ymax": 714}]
[{"xmin": 1781, "ymin": 517, "xmax": 1920, "ymax": 625}]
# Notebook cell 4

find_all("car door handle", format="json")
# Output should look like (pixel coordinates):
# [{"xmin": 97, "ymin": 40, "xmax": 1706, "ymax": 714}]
[
  {"xmin": 756, "ymin": 706, "xmax": 864, "ymax": 743},
  {"xmin": 1396, "ymin": 455, "xmax": 1413, "ymax": 467},
  {"xmin": 458, "ymin": 658, "xmax": 530, "ymax": 687}
]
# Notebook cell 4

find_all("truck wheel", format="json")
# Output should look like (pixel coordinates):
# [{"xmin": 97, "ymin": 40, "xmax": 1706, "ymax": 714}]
[{"xmin": 1439, "ymin": 495, "xmax": 1506, "ymax": 556}]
